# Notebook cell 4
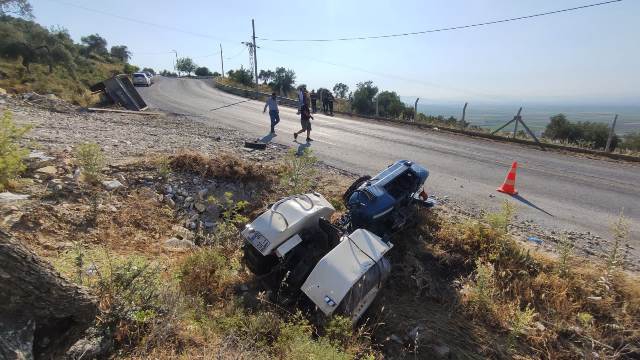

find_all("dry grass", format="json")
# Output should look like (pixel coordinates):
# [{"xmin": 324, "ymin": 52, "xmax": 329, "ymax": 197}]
[
  {"xmin": 170, "ymin": 149, "xmax": 274, "ymax": 183},
  {"xmin": 95, "ymin": 188, "xmax": 174, "ymax": 252},
  {"xmin": 418, "ymin": 203, "xmax": 640, "ymax": 358}
]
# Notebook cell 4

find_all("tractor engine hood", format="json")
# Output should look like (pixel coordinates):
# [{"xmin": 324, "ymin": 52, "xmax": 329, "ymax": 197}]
[
  {"xmin": 241, "ymin": 193, "xmax": 335, "ymax": 256},
  {"xmin": 301, "ymin": 228, "xmax": 392, "ymax": 318}
]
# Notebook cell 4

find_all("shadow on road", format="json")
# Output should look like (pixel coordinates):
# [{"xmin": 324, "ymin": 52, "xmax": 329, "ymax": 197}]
[
  {"xmin": 511, "ymin": 194, "xmax": 554, "ymax": 217},
  {"xmin": 295, "ymin": 141, "xmax": 311, "ymax": 155},
  {"xmin": 260, "ymin": 133, "xmax": 276, "ymax": 143}
]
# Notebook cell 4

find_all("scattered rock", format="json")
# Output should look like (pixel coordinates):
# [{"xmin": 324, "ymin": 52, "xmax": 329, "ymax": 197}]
[
  {"xmin": 35, "ymin": 165, "xmax": 57, "ymax": 178},
  {"xmin": 197, "ymin": 188, "xmax": 208, "ymax": 200},
  {"xmin": 172, "ymin": 225, "xmax": 194, "ymax": 241},
  {"xmin": 101, "ymin": 180, "xmax": 123, "ymax": 191},
  {"xmin": 27, "ymin": 151, "xmax": 54, "ymax": 166},
  {"xmin": 164, "ymin": 237, "xmax": 195, "ymax": 250},
  {"xmin": 194, "ymin": 202, "xmax": 206, "ymax": 212},
  {"xmin": 0, "ymin": 192, "xmax": 30, "ymax": 202},
  {"xmin": 22, "ymin": 92, "xmax": 38, "ymax": 100},
  {"xmin": 0, "ymin": 87, "xmax": 6, "ymax": 96},
  {"xmin": 163, "ymin": 184, "xmax": 173, "ymax": 194},
  {"xmin": 164, "ymin": 195, "xmax": 175, "ymax": 208},
  {"xmin": 67, "ymin": 330, "xmax": 113, "ymax": 360}
]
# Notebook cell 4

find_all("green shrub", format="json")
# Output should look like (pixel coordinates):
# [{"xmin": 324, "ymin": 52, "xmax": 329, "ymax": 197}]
[
  {"xmin": 485, "ymin": 200, "xmax": 516, "ymax": 234},
  {"xmin": 324, "ymin": 315, "xmax": 353, "ymax": 347},
  {"xmin": 275, "ymin": 313, "xmax": 350, "ymax": 360},
  {"xmin": 556, "ymin": 235, "xmax": 574, "ymax": 278},
  {"xmin": 507, "ymin": 305, "xmax": 536, "ymax": 348},
  {"xmin": 463, "ymin": 259, "xmax": 497, "ymax": 315},
  {"xmin": 280, "ymin": 148, "xmax": 317, "ymax": 194},
  {"xmin": 0, "ymin": 111, "xmax": 30, "ymax": 190},
  {"xmin": 74, "ymin": 142, "xmax": 105, "ymax": 182},
  {"xmin": 177, "ymin": 247, "xmax": 238, "ymax": 302},
  {"xmin": 542, "ymin": 114, "xmax": 618, "ymax": 150},
  {"xmin": 227, "ymin": 66, "xmax": 254, "ymax": 86},
  {"xmin": 606, "ymin": 211, "xmax": 629, "ymax": 272},
  {"xmin": 621, "ymin": 132, "xmax": 640, "ymax": 152},
  {"xmin": 73, "ymin": 251, "xmax": 167, "ymax": 346}
]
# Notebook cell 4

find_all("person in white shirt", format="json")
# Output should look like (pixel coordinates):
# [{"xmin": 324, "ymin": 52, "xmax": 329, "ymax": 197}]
[{"xmin": 263, "ymin": 92, "xmax": 280, "ymax": 134}]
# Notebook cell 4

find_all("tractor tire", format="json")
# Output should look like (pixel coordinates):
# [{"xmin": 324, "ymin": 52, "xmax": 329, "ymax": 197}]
[
  {"xmin": 243, "ymin": 243, "xmax": 278, "ymax": 275},
  {"xmin": 342, "ymin": 175, "xmax": 371, "ymax": 204}
]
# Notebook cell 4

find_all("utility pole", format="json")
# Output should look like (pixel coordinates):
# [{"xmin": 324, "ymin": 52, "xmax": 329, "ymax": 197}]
[
  {"xmin": 219, "ymin": 44, "xmax": 224, "ymax": 78},
  {"xmin": 252, "ymin": 19, "xmax": 258, "ymax": 87},
  {"xmin": 605, "ymin": 114, "xmax": 618, "ymax": 152}
]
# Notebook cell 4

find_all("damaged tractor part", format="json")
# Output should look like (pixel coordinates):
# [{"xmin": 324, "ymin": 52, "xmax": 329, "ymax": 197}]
[
  {"xmin": 241, "ymin": 160, "xmax": 434, "ymax": 324},
  {"xmin": 90, "ymin": 74, "xmax": 148, "ymax": 111}
]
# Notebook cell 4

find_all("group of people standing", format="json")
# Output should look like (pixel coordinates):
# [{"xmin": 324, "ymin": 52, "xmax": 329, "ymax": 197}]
[
  {"xmin": 309, "ymin": 88, "xmax": 334, "ymax": 115},
  {"xmin": 262, "ymin": 86, "xmax": 335, "ymax": 143}
]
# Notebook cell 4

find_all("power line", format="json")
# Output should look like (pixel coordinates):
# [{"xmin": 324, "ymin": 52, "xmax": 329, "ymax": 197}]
[
  {"xmin": 259, "ymin": 45, "xmax": 497, "ymax": 98},
  {"xmin": 257, "ymin": 0, "xmax": 623, "ymax": 42},
  {"xmin": 45, "ymin": 0, "xmax": 234, "ymax": 43}
]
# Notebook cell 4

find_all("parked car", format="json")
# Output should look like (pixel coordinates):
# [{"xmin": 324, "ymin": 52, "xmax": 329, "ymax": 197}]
[{"xmin": 132, "ymin": 73, "xmax": 150, "ymax": 87}]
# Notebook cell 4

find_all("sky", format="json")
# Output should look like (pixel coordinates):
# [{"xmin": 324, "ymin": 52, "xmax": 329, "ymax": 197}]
[{"xmin": 28, "ymin": 0, "xmax": 640, "ymax": 105}]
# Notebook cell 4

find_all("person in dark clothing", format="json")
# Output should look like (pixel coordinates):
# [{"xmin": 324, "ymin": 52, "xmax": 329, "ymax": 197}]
[
  {"xmin": 327, "ymin": 92, "xmax": 334, "ymax": 115},
  {"xmin": 310, "ymin": 90, "xmax": 317, "ymax": 113},
  {"xmin": 321, "ymin": 89, "xmax": 328, "ymax": 113},
  {"xmin": 294, "ymin": 103, "xmax": 314, "ymax": 142}
]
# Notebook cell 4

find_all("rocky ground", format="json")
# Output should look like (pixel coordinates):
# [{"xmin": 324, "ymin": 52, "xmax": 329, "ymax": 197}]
[{"xmin": 1, "ymin": 93, "xmax": 636, "ymax": 271}]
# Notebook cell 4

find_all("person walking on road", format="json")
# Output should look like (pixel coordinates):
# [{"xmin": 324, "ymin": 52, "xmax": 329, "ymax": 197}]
[
  {"xmin": 321, "ymin": 89, "xmax": 328, "ymax": 113},
  {"xmin": 327, "ymin": 92, "xmax": 334, "ymax": 116},
  {"xmin": 310, "ymin": 90, "xmax": 317, "ymax": 113},
  {"xmin": 294, "ymin": 102, "xmax": 314, "ymax": 142},
  {"xmin": 263, "ymin": 92, "xmax": 280, "ymax": 134}
]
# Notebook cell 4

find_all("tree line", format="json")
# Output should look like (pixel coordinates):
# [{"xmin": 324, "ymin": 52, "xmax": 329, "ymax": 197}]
[
  {"xmin": 0, "ymin": 15, "xmax": 138, "ymax": 78},
  {"xmin": 173, "ymin": 57, "xmax": 220, "ymax": 77}
]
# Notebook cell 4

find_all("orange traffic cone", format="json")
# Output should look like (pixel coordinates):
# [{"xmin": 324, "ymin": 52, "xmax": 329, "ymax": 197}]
[{"xmin": 497, "ymin": 161, "xmax": 518, "ymax": 195}]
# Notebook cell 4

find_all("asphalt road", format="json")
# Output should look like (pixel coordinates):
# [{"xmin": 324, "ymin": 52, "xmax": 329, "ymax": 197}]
[{"xmin": 139, "ymin": 77, "xmax": 639, "ymax": 257}]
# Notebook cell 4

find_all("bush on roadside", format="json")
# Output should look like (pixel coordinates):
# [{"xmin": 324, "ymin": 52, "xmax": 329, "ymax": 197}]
[
  {"xmin": 280, "ymin": 148, "xmax": 317, "ymax": 194},
  {"xmin": 170, "ymin": 150, "xmax": 271, "ymax": 182},
  {"xmin": 542, "ymin": 113, "xmax": 618, "ymax": 150},
  {"xmin": 177, "ymin": 247, "xmax": 239, "ymax": 303},
  {"xmin": 74, "ymin": 142, "xmax": 105, "ymax": 183},
  {"xmin": 621, "ymin": 131, "xmax": 640, "ymax": 152},
  {"xmin": 0, "ymin": 111, "xmax": 30, "ymax": 191},
  {"xmin": 424, "ymin": 200, "xmax": 640, "ymax": 357}
]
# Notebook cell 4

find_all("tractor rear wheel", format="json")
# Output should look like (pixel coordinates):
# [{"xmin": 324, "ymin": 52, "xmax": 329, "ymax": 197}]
[
  {"xmin": 243, "ymin": 243, "xmax": 278, "ymax": 275},
  {"xmin": 342, "ymin": 175, "xmax": 371, "ymax": 204}
]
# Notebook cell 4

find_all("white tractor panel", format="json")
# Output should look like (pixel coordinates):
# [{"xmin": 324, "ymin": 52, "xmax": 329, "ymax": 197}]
[
  {"xmin": 241, "ymin": 193, "xmax": 334, "ymax": 256},
  {"xmin": 301, "ymin": 229, "xmax": 393, "ymax": 316}
]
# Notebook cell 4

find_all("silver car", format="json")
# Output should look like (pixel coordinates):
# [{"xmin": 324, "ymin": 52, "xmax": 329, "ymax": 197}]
[{"xmin": 132, "ymin": 73, "xmax": 150, "ymax": 87}]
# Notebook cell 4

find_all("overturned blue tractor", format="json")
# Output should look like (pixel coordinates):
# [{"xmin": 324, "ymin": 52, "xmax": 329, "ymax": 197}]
[{"xmin": 241, "ymin": 160, "xmax": 434, "ymax": 323}]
